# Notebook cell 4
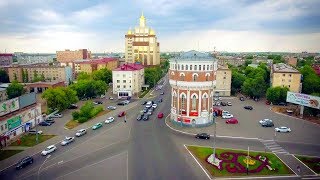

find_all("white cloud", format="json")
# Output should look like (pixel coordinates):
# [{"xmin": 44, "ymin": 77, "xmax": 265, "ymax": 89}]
[
  {"xmin": 29, "ymin": 9, "xmax": 63, "ymax": 23},
  {"xmin": 71, "ymin": 3, "xmax": 111, "ymax": 22}
]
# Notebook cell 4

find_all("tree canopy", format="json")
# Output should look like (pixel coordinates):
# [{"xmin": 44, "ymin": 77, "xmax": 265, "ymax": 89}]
[
  {"xmin": 266, "ymin": 86, "xmax": 289, "ymax": 104},
  {"xmin": 42, "ymin": 87, "xmax": 78, "ymax": 112},
  {"xmin": 6, "ymin": 81, "xmax": 25, "ymax": 99},
  {"xmin": 0, "ymin": 69, "xmax": 9, "ymax": 83},
  {"xmin": 145, "ymin": 66, "xmax": 163, "ymax": 88},
  {"xmin": 299, "ymin": 65, "xmax": 320, "ymax": 94},
  {"xmin": 70, "ymin": 79, "xmax": 107, "ymax": 99}
]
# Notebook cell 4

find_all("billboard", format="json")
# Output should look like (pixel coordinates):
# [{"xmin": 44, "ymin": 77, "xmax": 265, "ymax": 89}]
[
  {"xmin": 0, "ymin": 97, "xmax": 20, "ymax": 116},
  {"xmin": 286, "ymin": 92, "xmax": 320, "ymax": 110},
  {"xmin": 19, "ymin": 92, "xmax": 36, "ymax": 109},
  {"xmin": 7, "ymin": 116, "xmax": 22, "ymax": 130}
]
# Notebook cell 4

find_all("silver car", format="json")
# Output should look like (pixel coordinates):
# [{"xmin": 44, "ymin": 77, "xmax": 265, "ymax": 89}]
[
  {"xmin": 61, "ymin": 137, "xmax": 75, "ymax": 146},
  {"xmin": 75, "ymin": 129, "xmax": 87, "ymax": 137},
  {"xmin": 275, "ymin": 126, "xmax": 291, "ymax": 133}
]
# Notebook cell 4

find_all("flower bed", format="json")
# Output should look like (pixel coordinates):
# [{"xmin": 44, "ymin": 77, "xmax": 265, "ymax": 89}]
[{"xmin": 187, "ymin": 145, "xmax": 294, "ymax": 177}]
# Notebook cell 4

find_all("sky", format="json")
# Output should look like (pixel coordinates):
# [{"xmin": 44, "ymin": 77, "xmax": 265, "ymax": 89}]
[{"xmin": 0, "ymin": 0, "xmax": 320, "ymax": 53}]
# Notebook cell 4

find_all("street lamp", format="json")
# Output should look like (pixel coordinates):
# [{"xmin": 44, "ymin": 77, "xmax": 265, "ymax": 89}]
[
  {"xmin": 32, "ymin": 108, "xmax": 39, "ymax": 144},
  {"xmin": 38, "ymin": 154, "xmax": 51, "ymax": 180}
]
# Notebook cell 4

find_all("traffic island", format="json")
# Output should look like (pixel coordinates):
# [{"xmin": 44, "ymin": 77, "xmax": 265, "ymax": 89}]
[
  {"xmin": 10, "ymin": 134, "xmax": 55, "ymax": 147},
  {"xmin": 186, "ymin": 145, "xmax": 295, "ymax": 178},
  {"xmin": 65, "ymin": 109, "xmax": 111, "ymax": 129},
  {"xmin": 0, "ymin": 150, "xmax": 23, "ymax": 161},
  {"xmin": 295, "ymin": 155, "xmax": 320, "ymax": 174}
]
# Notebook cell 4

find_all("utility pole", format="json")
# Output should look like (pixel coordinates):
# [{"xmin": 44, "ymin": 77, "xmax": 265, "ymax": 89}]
[
  {"xmin": 34, "ymin": 108, "xmax": 39, "ymax": 144},
  {"xmin": 212, "ymin": 47, "xmax": 217, "ymax": 163}
]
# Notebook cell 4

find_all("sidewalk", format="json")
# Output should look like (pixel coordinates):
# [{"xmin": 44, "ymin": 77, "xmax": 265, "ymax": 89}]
[{"xmin": 2, "ymin": 146, "xmax": 30, "ymax": 151}]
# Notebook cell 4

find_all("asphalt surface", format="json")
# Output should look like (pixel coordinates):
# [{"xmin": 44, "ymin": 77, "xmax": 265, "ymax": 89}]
[{"xmin": 0, "ymin": 74, "xmax": 319, "ymax": 180}]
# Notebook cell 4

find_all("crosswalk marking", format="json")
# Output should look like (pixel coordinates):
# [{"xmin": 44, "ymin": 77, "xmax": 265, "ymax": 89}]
[{"xmin": 260, "ymin": 139, "xmax": 290, "ymax": 155}]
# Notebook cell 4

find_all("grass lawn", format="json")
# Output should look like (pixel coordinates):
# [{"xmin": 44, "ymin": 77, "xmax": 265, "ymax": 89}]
[
  {"xmin": 64, "ymin": 109, "xmax": 111, "ymax": 129},
  {"xmin": 0, "ymin": 150, "xmax": 23, "ymax": 161},
  {"xmin": 139, "ymin": 89, "xmax": 150, "ymax": 98},
  {"xmin": 187, "ymin": 145, "xmax": 294, "ymax": 177},
  {"xmin": 295, "ymin": 155, "xmax": 320, "ymax": 174},
  {"xmin": 10, "ymin": 134, "xmax": 55, "ymax": 147}
]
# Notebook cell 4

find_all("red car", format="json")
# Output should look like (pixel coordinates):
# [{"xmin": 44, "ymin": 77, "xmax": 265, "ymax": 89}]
[
  {"xmin": 265, "ymin": 100, "xmax": 271, "ymax": 105},
  {"xmin": 226, "ymin": 118, "xmax": 238, "ymax": 124},
  {"xmin": 158, "ymin": 112, "xmax": 164, "ymax": 119},
  {"xmin": 118, "ymin": 111, "xmax": 126, "ymax": 117}
]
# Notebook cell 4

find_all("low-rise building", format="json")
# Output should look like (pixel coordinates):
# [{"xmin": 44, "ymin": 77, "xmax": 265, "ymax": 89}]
[
  {"xmin": 285, "ymin": 56, "xmax": 298, "ymax": 67},
  {"xmin": 56, "ymin": 49, "xmax": 91, "ymax": 63},
  {"xmin": 8, "ymin": 65, "xmax": 73, "ymax": 85},
  {"xmin": 0, "ymin": 54, "xmax": 13, "ymax": 67},
  {"xmin": 112, "ymin": 63, "xmax": 144, "ymax": 98},
  {"xmin": 76, "ymin": 58, "xmax": 118, "ymax": 74},
  {"xmin": 271, "ymin": 63, "xmax": 302, "ymax": 92},
  {"xmin": 215, "ymin": 65, "xmax": 232, "ymax": 96},
  {"xmin": 0, "ymin": 88, "xmax": 7, "ymax": 102}
]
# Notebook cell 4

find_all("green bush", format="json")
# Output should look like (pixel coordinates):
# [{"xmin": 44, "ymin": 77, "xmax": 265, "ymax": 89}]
[
  {"xmin": 77, "ymin": 117, "xmax": 88, "ymax": 123},
  {"xmin": 91, "ymin": 106, "xmax": 103, "ymax": 117},
  {"xmin": 79, "ymin": 101, "xmax": 94, "ymax": 119},
  {"xmin": 72, "ymin": 111, "xmax": 80, "ymax": 120}
]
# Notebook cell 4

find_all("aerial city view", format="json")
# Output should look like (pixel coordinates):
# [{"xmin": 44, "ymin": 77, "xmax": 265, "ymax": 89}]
[{"xmin": 0, "ymin": 0, "xmax": 320, "ymax": 180}]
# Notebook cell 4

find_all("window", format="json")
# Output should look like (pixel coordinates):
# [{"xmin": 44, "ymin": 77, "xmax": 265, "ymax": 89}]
[
  {"xmin": 181, "ymin": 65, "xmax": 184, "ymax": 70},
  {"xmin": 129, "ymin": 85, "xmax": 131, "ymax": 88},
  {"xmin": 180, "ymin": 74, "xmax": 185, "ymax": 81},
  {"xmin": 203, "ymin": 65, "xmax": 205, "ymax": 70},
  {"xmin": 173, "ymin": 94, "xmax": 177, "ymax": 108},
  {"xmin": 175, "ymin": 64, "xmax": 177, "ymax": 69},
  {"xmin": 117, "ymin": 80, "xmax": 120, "ymax": 83},
  {"xmin": 178, "ymin": 64, "xmax": 180, "ymax": 70},
  {"xmin": 288, "ymin": 79, "xmax": 291, "ymax": 82},
  {"xmin": 288, "ymin": 85, "xmax": 291, "ymax": 88},
  {"xmin": 117, "ymin": 85, "xmax": 120, "ymax": 88},
  {"xmin": 5, "ymin": 124, "xmax": 7, "ymax": 129},
  {"xmin": 186, "ymin": 65, "xmax": 188, "ymax": 70},
  {"xmin": 223, "ymin": 77, "xmax": 226, "ymax": 79},
  {"xmin": 194, "ymin": 65, "xmax": 197, "ymax": 70},
  {"xmin": 123, "ymin": 74, "xmax": 126, "ymax": 78},
  {"xmin": 202, "ymin": 95, "xmax": 207, "ymax": 110},
  {"xmin": 283, "ymin": 74, "xmax": 285, "ymax": 77},
  {"xmin": 210, "ymin": 65, "xmax": 213, "ymax": 70},
  {"xmin": 192, "ymin": 95, "xmax": 197, "ymax": 110},
  {"xmin": 207, "ymin": 65, "xmax": 209, "ymax": 70},
  {"xmin": 206, "ymin": 75, "xmax": 209, "ymax": 81},
  {"xmin": 190, "ymin": 65, "xmax": 192, "ymax": 70},
  {"xmin": 181, "ymin": 94, "xmax": 186, "ymax": 110},
  {"xmin": 123, "ymin": 85, "xmax": 126, "ymax": 88},
  {"xmin": 282, "ymin": 79, "xmax": 285, "ymax": 82},
  {"xmin": 199, "ymin": 65, "xmax": 201, "ymax": 71},
  {"xmin": 289, "ymin": 74, "xmax": 292, "ymax": 77},
  {"xmin": 193, "ymin": 74, "xmax": 197, "ymax": 81},
  {"xmin": 123, "ymin": 80, "xmax": 126, "ymax": 83},
  {"xmin": 224, "ymin": 72, "xmax": 226, "ymax": 74}
]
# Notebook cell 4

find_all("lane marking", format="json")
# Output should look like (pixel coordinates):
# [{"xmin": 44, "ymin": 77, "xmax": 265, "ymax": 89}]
[
  {"xmin": 273, "ymin": 153, "xmax": 297, "ymax": 176},
  {"xmin": 55, "ymin": 151, "xmax": 127, "ymax": 179},
  {"xmin": 292, "ymin": 154, "xmax": 317, "ymax": 175},
  {"xmin": 183, "ymin": 144, "xmax": 211, "ymax": 180}
]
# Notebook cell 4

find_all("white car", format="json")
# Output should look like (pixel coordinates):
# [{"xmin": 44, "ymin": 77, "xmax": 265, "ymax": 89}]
[
  {"xmin": 28, "ymin": 130, "xmax": 43, "ymax": 135},
  {"xmin": 109, "ymin": 97, "xmax": 114, "ymax": 100},
  {"xmin": 227, "ymin": 102, "xmax": 232, "ymax": 106},
  {"xmin": 218, "ymin": 97, "xmax": 222, "ymax": 100},
  {"xmin": 259, "ymin": 119, "xmax": 273, "ymax": 124},
  {"xmin": 41, "ymin": 145, "xmax": 57, "ymax": 156},
  {"xmin": 152, "ymin": 104, "xmax": 158, "ymax": 108},
  {"xmin": 222, "ymin": 114, "xmax": 233, "ymax": 119},
  {"xmin": 214, "ymin": 97, "xmax": 219, "ymax": 101},
  {"xmin": 275, "ymin": 126, "xmax": 291, "ymax": 133},
  {"xmin": 61, "ymin": 137, "xmax": 75, "ymax": 146},
  {"xmin": 146, "ymin": 104, "xmax": 152, "ymax": 108},
  {"xmin": 52, "ymin": 113, "xmax": 63, "ymax": 118},
  {"xmin": 123, "ymin": 100, "xmax": 130, "ymax": 105},
  {"xmin": 222, "ymin": 110, "xmax": 230, "ymax": 115},
  {"xmin": 107, "ymin": 106, "xmax": 117, "ymax": 110},
  {"xmin": 105, "ymin": 117, "xmax": 115, "ymax": 124},
  {"xmin": 75, "ymin": 129, "xmax": 87, "ymax": 137}
]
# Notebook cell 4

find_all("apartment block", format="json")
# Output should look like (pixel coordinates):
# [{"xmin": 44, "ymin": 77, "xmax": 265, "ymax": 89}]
[
  {"xmin": 0, "ymin": 54, "xmax": 13, "ymax": 66},
  {"xmin": 215, "ymin": 66, "xmax": 232, "ymax": 96},
  {"xmin": 75, "ymin": 58, "xmax": 118, "ymax": 74},
  {"xmin": 271, "ymin": 63, "xmax": 301, "ymax": 93},
  {"xmin": 56, "ymin": 49, "xmax": 91, "ymax": 63}
]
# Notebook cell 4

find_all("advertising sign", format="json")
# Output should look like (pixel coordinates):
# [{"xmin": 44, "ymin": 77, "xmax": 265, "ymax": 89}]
[
  {"xmin": 0, "ymin": 98, "xmax": 19, "ymax": 116},
  {"xmin": 8, "ymin": 116, "xmax": 22, "ymax": 130},
  {"xmin": 286, "ymin": 92, "xmax": 320, "ymax": 110},
  {"xmin": 189, "ymin": 111, "xmax": 198, "ymax": 116}
]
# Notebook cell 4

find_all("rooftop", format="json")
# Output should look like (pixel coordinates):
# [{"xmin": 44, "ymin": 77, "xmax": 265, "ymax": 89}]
[
  {"xmin": 273, "ymin": 63, "xmax": 299, "ymax": 73},
  {"xmin": 114, "ymin": 63, "xmax": 144, "ymax": 71},
  {"xmin": 77, "ymin": 58, "xmax": 117, "ymax": 64},
  {"xmin": 0, "ymin": 54, "xmax": 13, "ymax": 56},
  {"xmin": 171, "ymin": 50, "xmax": 214, "ymax": 61}
]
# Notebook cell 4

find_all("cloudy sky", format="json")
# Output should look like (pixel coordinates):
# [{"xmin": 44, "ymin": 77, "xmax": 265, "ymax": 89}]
[{"xmin": 1, "ymin": 0, "xmax": 320, "ymax": 53}]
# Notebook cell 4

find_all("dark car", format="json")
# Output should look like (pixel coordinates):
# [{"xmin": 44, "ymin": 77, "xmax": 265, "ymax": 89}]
[
  {"xmin": 137, "ymin": 114, "xmax": 143, "ymax": 121},
  {"xmin": 160, "ymin": 92, "xmax": 164, "ymax": 95},
  {"xmin": 141, "ymin": 101, "xmax": 147, "ymax": 105},
  {"xmin": 278, "ymin": 102, "xmax": 287, "ymax": 106},
  {"xmin": 93, "ymin": 101, "xmax": 103, "ymax": 105},
  {"xmin": 244, "ymin": 106, "xmax": 253, "ymax": 110},
  {"xmin": 143, "ymin": 108, "xmax": 148, "ymax": 113},
  {"xmin": 195, "ymin": 133, "xmax": 210, "ymax": 140},
  {"xmin": 142, "ymin": 115, "xmax": 149, "ymax": 121},
  {"xmin": 261, "ymin": 121, "xmax": 274, "ymax": 127},
  {"xmin": 117, "ymin": 102, "xmax": 125, "ymax": 106},
  {"xmin": 16, "ymin": 156, "xmax": 33, "ymax": 170},
  {"xmin": 39, "ymin": 121, "xmax": 52, "ymax": 126},
  {"xmin": 157, "ymin": 98, "xmax": 163, "ymax": 103},
  {"xmin": 45, "ymin": 119, "xmax": 55, "ymax": 123},
  {"xmin": 68, "ymin": 104, "xmax": 78, "ymax": 109},
  {"xmin": 221, "ymin": 102, "xmax": 227, "ymax": 106}
]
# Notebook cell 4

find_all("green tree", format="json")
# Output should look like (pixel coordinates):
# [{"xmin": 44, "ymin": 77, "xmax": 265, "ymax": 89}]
[
  {"xmin": 231, "ymin": 71, "xmax": 246, "ymax": 95},
  {"xmin": 14, "ymin": 73, "xmax": 17, "ymax": 81},
  {"xmin": 6, "ymin": 81, "xmax": 25, "ymax": 99},
  {"xmin": 70, "ymin": 79, "xmax": 107, "ymax": 99},
  {"xmin": 0, "ymin": 69, "xmax": 9, "ymax": 83},
  {"xmin": 241, "ymin": 76, "xmax": 267, "ymax": 98},
  {"xmin": 268, "ymin": 54, "xmax": 285, "ymax": 64},
  {"xmin": 299, "ymin": 65, "xmax": 320, "ymax": 94},
  {"xmin": 79, "ymin": 101, "xmax": 95, "ymax": 119},
  {"xmin": 244, "ymin": 59, "xmax": 253, "ymax": 66},
  {"xmin": 77, "ymin": 72, "xmax": 91, "ymax": 81},
  {"xmin": 266, "ymin": 86, "xmax": 289, "ymax": 104},
  {"xmin": 42, "ymin": 87, "xmax": 78, "ymax": 112},
  {"xmin": 145, "ymin": 66, "xmax": 162, "ymax": 88},
  {"xmin": 92, "ymin": 68, "xmax": 112, "ymax": 84}
]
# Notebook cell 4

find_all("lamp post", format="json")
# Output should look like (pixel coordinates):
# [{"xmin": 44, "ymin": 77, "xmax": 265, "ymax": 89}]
[
  {"xmin": 38, "ymin": 154, "xmax": 51, "ymax": 180},
  {"xmin": 33, "ymin": 108, "xmax": 39, "ymax": 144}
]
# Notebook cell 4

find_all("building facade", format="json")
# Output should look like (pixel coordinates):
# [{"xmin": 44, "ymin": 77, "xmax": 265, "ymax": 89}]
[
  {"xmin": 56, "ymin": 49, "xmax": 91, "ymax": 63},
  {"xmin": 169, "ymin": 50, "xmax": 218, "ymax": 126},
  {"xmin": 112, "ymin": 63, "xmax": 144, "ymax": 98},
  {"xmin": 271, "ymin": 63, "xmax": 302, "ymax": 93},
  {"xmin": 75, "ymin": 58, "xmax": 118, "ymax": 74},
  {"xmin": 8, "ymin": 65, "xmax": 73, "ymax": 85},
  {"xmin": 0, "ymin": 88, "xmax": 7, "ymax": 102},
  {"xmin": 125, "ymin": 13, "xmax": 160, "ymax": 66},
  {"xmin": 215, "ymin": 66, "xmax": 232, "ymax": 96},
  {"xmin": 0, "ymin": 54, "xmax": 13, "ymax": 66}
]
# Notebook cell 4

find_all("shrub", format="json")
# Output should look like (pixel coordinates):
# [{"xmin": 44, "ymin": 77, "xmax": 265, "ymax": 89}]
[
  {"xmin": 91, "ymin": 106, "xmax": 103, "ymax": 117},
  {"xmin": 77, "ymin": 117, "xmax": 88, "ymax": 123},
  {"xmin": 72, "ymin": 111, "xmax": 80, "ymax": 120},
  {"xmin": 79, "ymin": 101, "xmax": 94, "ymax": 119}
]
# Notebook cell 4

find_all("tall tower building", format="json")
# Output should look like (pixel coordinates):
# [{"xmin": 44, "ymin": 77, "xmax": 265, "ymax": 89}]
[{"xmin": 125, "ymin": 12, "xmax": 160, "ymax": 66}]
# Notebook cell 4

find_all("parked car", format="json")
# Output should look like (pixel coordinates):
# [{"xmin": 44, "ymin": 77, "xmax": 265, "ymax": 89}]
[
  {"xmin": 61, "ymin": 136, "xmax": 75, "ymax": 146},
  {"xmin": 227, "ymin": 102, "xmax": 232, "ymax": 106},
  {"xmin": 142, "ymin": 115, "xmax": 149, "ymax": 121},
  {"xmin": 214, "ymin": 97, "xmax": 219, "ymax": 101},
  {"xmin": 222, "ymin": 110, "xmax": 230, "ymax": 115},
  {"xmin": 109, "ymin": 97, "xmax": 114, "ymax": 100},
  {"xmin": 152, "ymin": 104, "xmax": 158, "ymax": 109},
  {"xmin": 195, "ymin": 133, "xmax": 210, "ymax": 139},
  {"xmin": 147, "ymin": 109, "xmax": 153, "ymax": 115},
  {"xmin": 160, "ymin": 92, "xmax": 164, "ymax": 95},
  {"xmin": 118, "ymin": 111, "xmax": 126, "ymax": 117},
  {"xmin": 15, "ymin": 156, "xmax": 33, "ymax": 170},
  {"xmin": 157, "ymin": 98, "xmax": 163, "ymax": 103},
  {"xmin": 68, "ymin": 104, "xmax": 78, "ymax": 109},
  {"xmin": 215, "ymin": 102, "xmax": 221, "ymax": 106},
  {"xmin": 100, "ymin": 95, "xmax": 105, "ymax": 99},
  {"xmin": 261, "ymin": 121, "xmax": 274, "ymax": 127},
  {"xmin": 265, "ymin": 100, "xmax": 271, "ymax": 105},
  {"xmin": 105, "ymin": 117, "xmax": 115, "ymax": 124},
  {"xmin": 222, "ymin": 114, "xmax": 233, "ymax": 119},
  {"xmin": 45, "ymin": 119, "xmax": 55, "ymax": 124},
  {"xmin": 41, "ymin": 145, "xmax": 57, "ymax": 156},
  {"xmin": 28, "ymin": 130, "xmax": 43, "ymax": 135},
  {"xmin": 226, "ymin": 118, "xmax": 238, "ymax": 124},
  {"xmin": 143, "ymin": 108, "xmax": 148, "ymax": 113},
  {"xmin": 75, "ymin": 129, "xmax": 87, "ymax": 137},
  {"xmin": 275, "ymin": 126, "xmax": 291, "ymax": 133},
  {"xmin": 157, "ymin": 112, "xmax": 164, "ymax": 118},
  {"xmin": 259, "ymin": 119, "xmax": 273, "ymax": 124},
  {"xmin": 93, "ymin": 101, "xmax": 103, "ymax": 105},
  {"xmin": 117, "ymin": 102, "xmax": 125, "ymax": 106},
  {"xmin": 221, "ymin": 102, "xmax": 227, "ymax": 106},
  {"xmin": 239, "ymin": 97, "xmax": 245, "ymax": 101},
  {"xmin": 52, "ymin": 113, "xmax": 63, "ymax": 118},
  {"xmin": 39, "ymin": 121, "xmax": 52, "ymax": 126},
  {"xmin": 123, "ymin": 100, "xmax": 130, "ymax": 105},
  {"xmin": 107, "ymin": 106, "xmax": 116, "ymax": 110},
  {"xmin": 137, "ymin": 114, "xmax": 143, "ymax": 121},
  {"xmin": 244, "ymin": 106, "xmax": 253, "ymax": 110},
  {"xmin": 92, "ymin": 123, "xmax": 103, "ymax": 130}
]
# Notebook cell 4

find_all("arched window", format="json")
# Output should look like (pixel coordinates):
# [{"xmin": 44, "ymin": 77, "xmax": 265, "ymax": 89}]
[
  {"xmin": 192, "ymin": 95, "xmax": 197, "ymax": 110},
  {"xmin": 194, "ymin": 65, "xmax": 197, "ymax": 70},
  {"xmin": 181, "ymin": 94, "xmax": 186, "ymax": 110},
  {"xmin": 173, "ymin": 93, "xmax": 177, "ymax": 108},
  {"xmin": 202, "ymin": 94, "xmax": 207, "ymax": 110},
  {"xmin": 175, "ymin": 64, "xmax": 177, "ymax": 70},
  {"xmin": 190, "ymin": 65, "xmax": 193, "ymax": 70},
  {"xmin": 180, "ymin": 74, "xmax": 185, "ymax": 81},
  {"xmin": 203, "ymin": 65, "xmax": 205, "ymax": 70},
  {"xmin": 181, "ymin": 65, "xmax": 184, "ymax": 70},
  {"xmin": 193, "ymin": 74, "xmax": 198, "ymax": 81},
  {"xmin": 186, "ymin": 65, "xmax": 188, "ymax": 70},
  {"xmin": 178, "ymin": 64, "xmax": 180, "ymax": 70}
]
